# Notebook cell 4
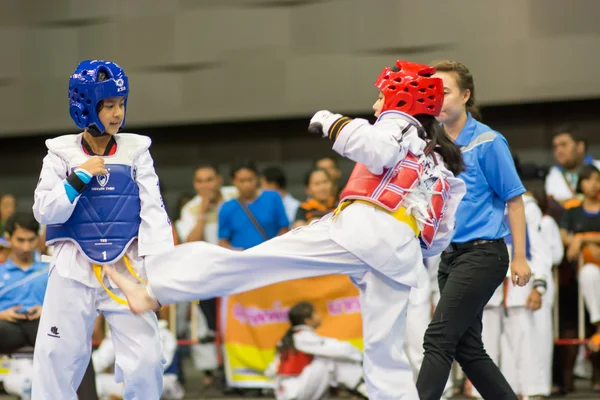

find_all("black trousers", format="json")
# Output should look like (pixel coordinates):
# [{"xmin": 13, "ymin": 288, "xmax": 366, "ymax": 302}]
[
  {"xmin": 199, "ymin": 297, "xmax": 218, "ymax": 334},
  {"xmin": 0, "ymin": 319, "xmax": 98, "ymax": 400},
  {"xmin": 416, "ymin": 240, "xmax": 518, "ymax": 400}
]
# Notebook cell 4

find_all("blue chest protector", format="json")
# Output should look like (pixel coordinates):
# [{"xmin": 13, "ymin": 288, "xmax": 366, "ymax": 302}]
[
  {"xmin": 46, "ymin": 164, "xmax": 141, "ymax": 264},
  {"xmin": 503, "ymin": 213, "xmax": 531, "ymax": 260}
]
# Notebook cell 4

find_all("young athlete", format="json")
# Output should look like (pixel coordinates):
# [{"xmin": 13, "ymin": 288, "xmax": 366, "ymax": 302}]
[
  {"xmin": 532, "ymin": 186, "xmax": 564, "ymax": 396},
  {"xmin": 106, "ymin": 59, "xmax": 466, "ymax": 399},
  {"xmin": 264, "ymin": 301, "xmax": 366, "ymax": 400},
  {"xmin": 32, "ymin": 60, "xmax": 174, "ymax": 399}
]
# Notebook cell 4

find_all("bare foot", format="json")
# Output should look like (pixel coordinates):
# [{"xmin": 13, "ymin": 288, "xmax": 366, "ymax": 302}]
[{"xmin": 104, "ymin": 267, "xmax": 159, "ymax": 314}]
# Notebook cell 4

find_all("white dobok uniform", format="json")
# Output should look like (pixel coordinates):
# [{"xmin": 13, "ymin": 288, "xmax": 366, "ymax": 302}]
[
  {"xmin": 141, "ymin": 111, "xmax": 466, "ymax": 399},
  {"xmin": 32, "ymin": 133, "xmax": 174, "ymax": 400},
  {"xmin": 265, "ymin": 325, "xmax": 364, "ymax": 400},
  {"xmin": 473, "ymin": 195, "xmax": 552, "ymax": 397}
]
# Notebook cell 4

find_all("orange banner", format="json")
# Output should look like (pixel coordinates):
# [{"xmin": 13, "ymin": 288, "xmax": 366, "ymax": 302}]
[{"xmin": 220, "ymin": 274, "xmax": 363, "ymax": 388}]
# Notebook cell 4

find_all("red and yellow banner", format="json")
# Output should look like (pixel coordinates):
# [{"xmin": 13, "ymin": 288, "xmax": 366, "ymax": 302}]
[{"xmin": 220, "ymin": 275, "xmax": 363, "ymax": 388}]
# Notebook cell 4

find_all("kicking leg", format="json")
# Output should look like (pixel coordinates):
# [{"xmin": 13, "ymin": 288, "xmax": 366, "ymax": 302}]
[{"xmin": 107, "ymin": 219, "xmax": 365, "ymax": 314}]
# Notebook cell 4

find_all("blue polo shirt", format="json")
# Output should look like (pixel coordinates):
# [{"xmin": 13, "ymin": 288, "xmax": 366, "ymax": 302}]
[
  {"xmin": 0, "ymin": 259, "xmax": 49, "ymax": 312},
  {"xmin": 452, "ymin": 114, "xmax": 525, "ymax": 243},
  {"xmin": 218, "ymin": 190, "xmax": 289, "ymax": 250}
]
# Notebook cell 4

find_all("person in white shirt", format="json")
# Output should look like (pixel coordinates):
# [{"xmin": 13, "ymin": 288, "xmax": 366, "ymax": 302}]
[
  {"xmin": 264, "ymin": 302, "xmax": 366, "ymax": 400},
  {"xmin": 173, "ymin": 163, "xmax": 237, "ymax": 384},
  {"xmin": 530, "ymin": 185, "xmax": 564, "ymax": 396},
  {"xmin": 471, "ymin": 192, "xmax": 552, "ymax": 398},
  {"xmin": 176, "ymin": 163, "xmax": 238, "ymax": 245},
  {"xmin": 545, "ymin": 124, "xmax": 600, "ymax": 205}
]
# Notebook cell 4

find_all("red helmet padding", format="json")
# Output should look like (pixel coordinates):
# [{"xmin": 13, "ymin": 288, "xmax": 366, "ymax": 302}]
[{"xmin": 375, "ymin": 60, "xmax": 443, "ymax": 117}]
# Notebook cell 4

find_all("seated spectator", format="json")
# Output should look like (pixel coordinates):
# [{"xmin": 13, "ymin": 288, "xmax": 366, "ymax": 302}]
[
  {"xmin": 0, "ymin": 212, "xmax": 97, "ymax": 399},
  {"xmin": 293, "ymin": 168, "xmax": 337, "ymax": 228},
  {"xmin": 314, "ymin": 156, "xmax": 343, "ymax": 201},
  {"xmin": 260, "ymin": 166, "xmax": 300, "ymax": 227},
  {"xmin": 545, "ymin": 124, "xmax": 600, "ymax": 206},
  {"xmin": 559, "ymin": 164, "xmax": 600, "ymax": 392},
  {"xmin": 177, "ymin": 163, "xmax": 238, "ymax": 245},
  {"xmin": 265, "ymin": 302, "xmax": 367, "ymax": 400},
  {"xmin": 218, "ymin": 160, "xmax": 289, "ymax": 250}
]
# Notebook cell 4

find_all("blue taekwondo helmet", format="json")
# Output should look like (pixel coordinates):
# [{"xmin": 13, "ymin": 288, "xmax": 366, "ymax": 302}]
[{"xmin": 68, "ymin": 60, "xmax": 129, "ymax": 136}]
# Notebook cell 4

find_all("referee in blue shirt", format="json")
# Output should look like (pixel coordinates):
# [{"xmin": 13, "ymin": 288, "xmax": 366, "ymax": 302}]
[{"xmin": 416, "ymin": 61, "xmax": 532, "ymax": 400}]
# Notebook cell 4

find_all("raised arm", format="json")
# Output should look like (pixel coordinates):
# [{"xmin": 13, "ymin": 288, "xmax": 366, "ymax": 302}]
[{"xmin": 309, "ymin": 110, "xmax": 426, "ymax": 175}]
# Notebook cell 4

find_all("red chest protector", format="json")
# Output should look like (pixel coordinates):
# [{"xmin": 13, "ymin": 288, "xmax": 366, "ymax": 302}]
[
  {"xmin": 277, "ymin": 348, "xmax": 314, "ymax": 376},
  {"xmin": 340, "ymin": 152, "xmax": 450, "ymax": 248}
]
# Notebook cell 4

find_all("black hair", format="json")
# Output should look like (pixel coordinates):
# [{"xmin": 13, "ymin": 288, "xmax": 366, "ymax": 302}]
[
  {"xmin": 529, "ymin": 185, "xmax": 549, "ymax": 215},
  {"xmin": 5, "ymin": 212, "xmax": 39, "ymax": 236},
  {"xmin": 553, "ymin": 123, "xmax": 587, "ymax": 152},
  {"xmin": 414, "ymin": 114, "xmax": 465, "ymax": 176},
  {"xmin": 278, "ymin": 302, "xmax": 315, "ymax": 354},
  {"xmin": 576, "ymin": 164, "xmax": 600, "ymax": 194},
  {"xmin": 313, "ymin": 156, "xmax": 339, "ymax": 168},
  {"xmin": 195, "ymin": 162, "xmax": 220, "ymax": 175},
  {"xmin": 387, "ymin": 64, "xmax": 464, "ymax": 175},
  {"xmin": 303, "ymin": 168, "xmax": 332, "ymax": 186},
  {"xmin": 261, "ymin": 166, "xmax": 287, "ymax": 189},
  {"xmin": 230, "ymin": 160, "xmax": 258, "ymax": 179}
]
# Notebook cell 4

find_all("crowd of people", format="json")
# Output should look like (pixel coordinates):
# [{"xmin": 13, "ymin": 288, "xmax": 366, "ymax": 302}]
[{"xmin": 0, "ymin": 56, "xmax": 598, "ymax": 400}]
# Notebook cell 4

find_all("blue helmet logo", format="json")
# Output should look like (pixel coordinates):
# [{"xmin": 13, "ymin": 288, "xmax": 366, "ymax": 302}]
[{"xmin": 68, "ymin": 60, "xmax": 129, "ymax": 135}]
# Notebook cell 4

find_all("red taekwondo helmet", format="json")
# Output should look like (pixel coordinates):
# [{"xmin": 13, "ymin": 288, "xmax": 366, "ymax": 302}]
[{"xmin": 375, "ymin": 60, "xmax": 443, "ymax": 117}]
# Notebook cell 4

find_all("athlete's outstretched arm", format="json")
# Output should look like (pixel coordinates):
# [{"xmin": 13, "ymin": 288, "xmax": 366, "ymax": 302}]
[{"xmin": 310, "ymin": 110, "xmax": 427, "ymax": 175}]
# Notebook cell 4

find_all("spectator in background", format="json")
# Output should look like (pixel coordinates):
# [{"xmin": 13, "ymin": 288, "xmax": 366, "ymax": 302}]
[
  {"xmin": 559, "ymin": 164, "xmax": 600, "ymax": 393},
  {"xmin": 260, "ymin": 166, "xmax": 300, "ymax": 227},
  {"xmin": 530, "ymin": 184, "xmax": 565, "ymax": 396},
  {"xmin": 545, "ymin": 124, "xmax": 600, "ymax": 206},
  {"xmin": 172, "ymin": 165, "xmax": 235, "ymax": 387},
  {"xmin": 0, "ymin": 212, "xmax": 97, "ymax": 399},
  {"xmin": 174, "ymin": 192, "xmax": 194, "ymax": 229},
  {"xmin": 0, "ymin": 194, "xmax": 16, "ymax": 235},
  {"xmin": 219, "ymin": 160, "xmax": 289, "ymax": 250},
  {"xmin": 293, "ymin": 168, "xmax": 336, "ymax": 228},
  {"xmin": 314, "ymin": 156, "xmax": 342, "ymax": 201},
  {"xmin": 177, "ymin": 163, "xmax": 237, "ymax": 245}
]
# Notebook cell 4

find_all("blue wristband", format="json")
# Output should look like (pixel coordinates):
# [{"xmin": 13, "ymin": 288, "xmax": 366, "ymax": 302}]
[{"xmin": 64, "ymin": 170, "xmax": 92, "ymax": 203}]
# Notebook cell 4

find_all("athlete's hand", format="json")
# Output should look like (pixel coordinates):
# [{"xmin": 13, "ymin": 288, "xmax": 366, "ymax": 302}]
[
  {"xmin": 79, "ymin": 156, "xmax": 108, "ymax": 176},
  {"xmin": 308, "ymin": 110, "xmax": 344, "ymax": 138},
  {"xmin": 510, "ymin": 256, "xmax": 531, "ymax": 287}
]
